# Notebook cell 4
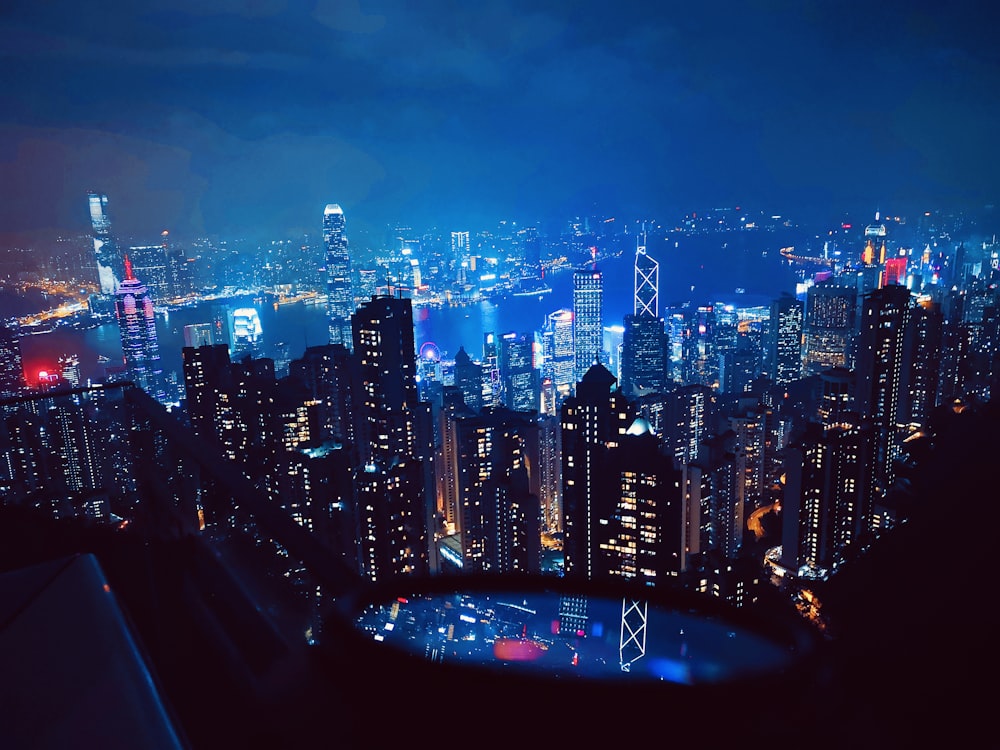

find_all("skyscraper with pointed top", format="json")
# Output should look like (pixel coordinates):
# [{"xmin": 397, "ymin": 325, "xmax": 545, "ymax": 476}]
[
  {"xmin": 324, "ymin": 204, "xmax": 355, "ymax": 347},
  {"xmin": 621, "ymin": 234, "xmax": 666, "ymax": 397},
  {"xmin": 115, "ymin": 256, "xmax": 166, "ymax": 403}
]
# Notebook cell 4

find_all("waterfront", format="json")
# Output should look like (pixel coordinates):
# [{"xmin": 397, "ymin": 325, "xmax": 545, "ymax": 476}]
[{"xmin": 17, "ymin": 228, "xmax": 803, "ymax": 387}]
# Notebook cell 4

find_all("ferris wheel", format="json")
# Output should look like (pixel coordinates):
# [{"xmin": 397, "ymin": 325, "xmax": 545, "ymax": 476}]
[{"xmin": 419, "ymin": 341, "xmax": 442, "ymax": 362}]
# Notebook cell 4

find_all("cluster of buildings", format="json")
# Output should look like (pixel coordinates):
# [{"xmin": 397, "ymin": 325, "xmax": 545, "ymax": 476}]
[{"xmin": 1, "ymin": 197, "xmax": 998, "ymax": 641}]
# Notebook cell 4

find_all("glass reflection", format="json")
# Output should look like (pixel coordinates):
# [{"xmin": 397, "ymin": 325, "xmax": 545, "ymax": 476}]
[{"xmin": 352, "ymin": 588, "xmax": 797, "ymax": 684}]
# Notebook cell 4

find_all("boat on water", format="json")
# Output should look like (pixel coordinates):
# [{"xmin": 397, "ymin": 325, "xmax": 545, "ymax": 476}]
[{"xmin": 510, "ymin": 279, "xmax": 553, "ymax": 298}]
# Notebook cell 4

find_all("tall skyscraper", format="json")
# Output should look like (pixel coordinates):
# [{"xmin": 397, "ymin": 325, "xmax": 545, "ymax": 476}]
[
  {"xmin": 769, "ymin": 292, "xmax": 804, "ymax": 385},
  {"xmin": 115, "ymin": 257, "xmax": 166, "ymax": 403},
  {"xmin": 855, "ymin": 284, "xmax": 912, "ymax": 500},
  {"xmin": 351, "ymin": 295, "xmax": 431, "ymax": 580},
  {"xmin": 803, "ymin": 279, "xmax": 858, "ymax": 375},
  {"xmin": 88, "ymin": 192, "xmax": 122, "ymax": 295},
  {"xmin": 621, "ymin": 241, "xmax": 666, "ymax": 398},
  {"xmin": 324, "ymin": 204, "xmax": 354, "ymax": 347},
  {"xmin": 572, "ymin": 268, "xmax": 604, "ymax": 385},
  {"xmin": 543, "ymin": 309, "xmax": 574, "ymax": 404},
  {"xmin": 451, "ymin": 407, "xmax": 541, "ymax": 574},
  {"xmin": 0, "ymin": 325, "xmax": 26, "ymax": 398},
  {"xmin": 560, "ymin": 363, "xmax": 632, "ymax": 580},
  {"xmin": 500, "ymin": 332, "xmax": 537, "ymax": 412}
]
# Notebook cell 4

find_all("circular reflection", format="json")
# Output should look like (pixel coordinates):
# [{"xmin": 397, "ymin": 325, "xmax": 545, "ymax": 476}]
[{"xmin": 351, "ymin": 586, "xmax": 800, "ymax": 685}]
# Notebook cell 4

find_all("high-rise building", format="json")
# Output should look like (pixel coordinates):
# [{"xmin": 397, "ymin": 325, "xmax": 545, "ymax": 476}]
[
  {"xmin": 560, "ymin": 363, "xmax": 632, "ymax": 581},
  {"xmin": 572, "ymin": 268, "xmax": 604, "ymax": 385},
  {"xmin": 769, "ymin": 293, "xmax": 804, "ymax": 385},
  {"xmin": 481, "ymin": 333, "xmax": 501, "ymax": 408},
  {"xmin": 855, "ymin": 284, "xmax": 912, "ymax": 500},
  {"xmin": 287, "ymin": 343, "xmax": 357, "ymax": 453},
  {"xmin": 324, "ymin": 204, "xmax": 354, "ymax": 347},
  {"xmin": 0, "ymin": 325, "xmax": 25, "ymax": 398},
  {"xmin": 229, "ymin": 308, "xmax": 263, "ymax": 360},
  {"xmin": 351, "ymin": 295, "xmax": 431, "ymax": 580},
  {"xmin": 543, "ymin": 310, "xmax": 574, "ymax": 404},
  {"xmin": 500, "ymin": 332, "xmax": 537, "ymax": 412},
  {"xmin": 451, "ymin": 407, "xmax": 541, "ymax": 574},
  {"xmin": 115, "ymin": 257, "xmax": 166, "ymax": 403},
  {"xmin": 803, "ymin": 279, "xmax": 858, "ymax": 375},
  {"xmin": 88, "ymin": 192, "xmax": 122, "ymax": 295},
  {"xmin": 621, "ymin": 238, "xmax": 666, "ymax": 398},
  {"xmin": 452, "ymin": 346, "xmax": 483, "ymax": 413}
]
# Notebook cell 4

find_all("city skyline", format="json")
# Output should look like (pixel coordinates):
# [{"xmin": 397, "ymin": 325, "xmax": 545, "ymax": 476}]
[{"xmin": 1, "ymin": 1, "xmax": 997, "ymax": 245}]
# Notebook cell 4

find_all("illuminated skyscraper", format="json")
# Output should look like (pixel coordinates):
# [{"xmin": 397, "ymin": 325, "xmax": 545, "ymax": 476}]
[
  {"xmin": 115, "ymin": 257, "xmax": 166, "ymax": 403},
  {"xmin": 803, "ymin": 279, "xmax": 858, "ymax": 375},
  {"xmin": 769, "ymin": 293, "xmax": 804, "ymax": 385},
  {"xmin": 856, "ymin": 284, "xmax": 912, "ymax": 500},
  {"xmin": 572, "ymin": 268, "xmax": 604, "ymax": 385},
  {"xmin": 324, "ymin": 204, "xmax": 354, "ymax": 347},
  {"xmin": 543, "ymin": 309, "xmax": 574, "ymax": 403},
  {"xmin": 351, "ymin": 295, "xmax": 431, "ymax": 580},
  {"xmin": 500, "ymin": 332, "xmax": 537, "ymax": 412},
  {"xmin": 88, "ymin": 192, "xmax": 122, "ymax": 295},
  {"xmin": 0, "ymin": 325, "xmax": 26, "ymax": 398},
  {"xmin": 621, "ymin": 240, "xmax": 665, "ymax": 398},
  {"xmin": 560, "ymin": 363, "xmax": 632, "ymax": 580}
]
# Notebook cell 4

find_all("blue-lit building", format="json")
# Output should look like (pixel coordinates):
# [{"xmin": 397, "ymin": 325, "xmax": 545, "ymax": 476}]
[
  {"xmin": 115, "ymin": 257, "xmax": 166, "ymax": 404},
  {"xmin": 324, "ymin": 204, "xmax": 355, "ymax": 347}
]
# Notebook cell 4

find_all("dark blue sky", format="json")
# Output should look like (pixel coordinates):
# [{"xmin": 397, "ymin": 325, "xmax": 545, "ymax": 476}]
[{"xmin": 1, "ymin": 0, "xmax": 997, "ymax": 244}]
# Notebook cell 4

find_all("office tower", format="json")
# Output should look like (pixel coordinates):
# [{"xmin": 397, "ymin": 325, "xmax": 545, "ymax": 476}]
[
  {"xmin": 452, "ymin": 407, "xmax": 541, "ymax": 574},
  {"xmin": 88, "ymin": 192, "xmax": 122, "ymax": 295},
  {"xmin": 183, "ymin": 323, "xmax": 215, "ymax": 348},
  {"xmin": 769, "ymin": 293, "xmax": 804, "ymax": 385},
  {"xmin": 351, "ymin": 295, "xmax": 430, "ymax": 580},
  {"xmin": 681, "ymin": 305, "xmax": 719, "ymax": 388},
  {"xmin": 452, "ymin": 346, "xmax": 483, "ymax": 413},
  {"xmin": 620, "ymin": 239, "xmax": 665, "ymax": 398},
  {"xmin": 855, "ymin": 284, "xmax": 912, "ymax": 500},
  {"xmin": 287, "ymin": 343, "xmax": 357, "ymax": 453},
  {"xmin": 115, "ymin": 257, "xmax": 166, "ymax": 403},
  {"xmin": 883, "ymin": 257, "xmax": 907, "ymax": 288},
  {"xmin": 481, "ymin": 333, "xmax": 501, "ymax": 408},
  {"xmin": 560, "ymin": 363, "xmax": 632, "ymax": 581},
  {"xmin": 324, "ymin": 204, "xmax": 354, "ymax": 347},
  {"xmin": 720, "ymin": 335, "xmax": 760, "ymax": 395},
  {"xmin": 544, "ymin": 309, "xmax": 575, "ymax": 403},
  {"xmin": 572, "ymin": 268, "xmax": 604, "ymax": 385},
  {"xmin": 603, "ymin": 325, "xmax": 625, "ymax": 384},
  {"xmin": 803, "ymin": 278, "xmax": 858, "ymax": 375},
  {"xmin": 500, "ymin": 332, "xmax": 537, "ymax": 412},
  {"xmin": 0, "ymin": 325, "xmax": 26, "ymax": 398},
  {"xmin": 229, "ymin": 308, "xmax": 263, "ymax": 360},
  {"xmin": 621, "ymin": 315, "xmax": 666, "ymax": 398}
]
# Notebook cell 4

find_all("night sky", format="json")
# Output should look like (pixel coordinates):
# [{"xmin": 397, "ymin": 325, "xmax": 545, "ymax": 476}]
[{"xmin": 1, "ymin": 0, "xmax": 997, "ymax": 244}]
